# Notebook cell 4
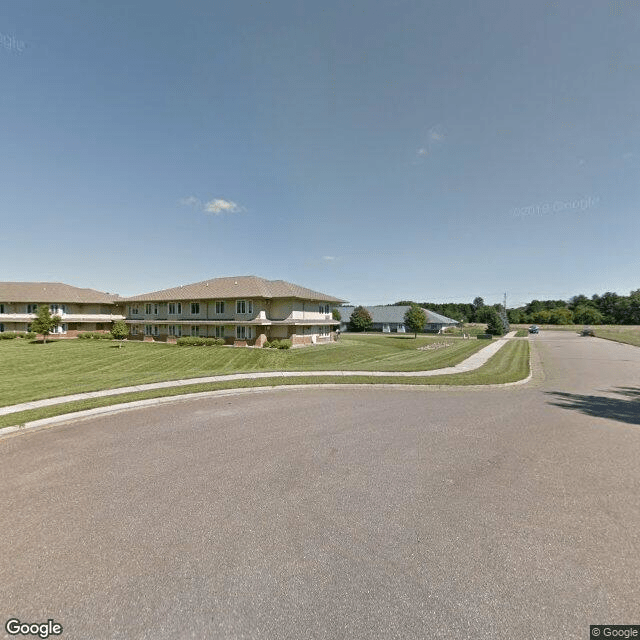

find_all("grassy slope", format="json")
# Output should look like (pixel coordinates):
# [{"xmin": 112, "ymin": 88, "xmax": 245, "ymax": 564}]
[
  {"xmin": 0, "ymin": 340, "xmax": 530, "ymax": 430},
  {"xmin": 0, "ymin": 335, "xmax": 487, "ymax": 406}
]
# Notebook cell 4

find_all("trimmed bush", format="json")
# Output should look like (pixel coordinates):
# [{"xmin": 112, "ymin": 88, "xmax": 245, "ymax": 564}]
[
  {"xmin": 0, "ymin": 332, "xmax": 18, "ymax": 340},
  {"xmin": 23, "ymin": 332, "xmax": 36, "ymax": 340},
  {"xmin": 277, "ymin": 339, "xmax": 292, "ymax": 349},
  {"xmin": 177, "ymin": 336, "xmax": 224, "ymax": 346},
  {"xmin": 78, "ymin": 331, "xmax": 112, "ymax": 340}
]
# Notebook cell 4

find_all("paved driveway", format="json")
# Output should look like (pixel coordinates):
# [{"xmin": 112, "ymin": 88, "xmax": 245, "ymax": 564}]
[{"xmin": 2, "ymin": 332, "xmax": 639, "ymax": 639}]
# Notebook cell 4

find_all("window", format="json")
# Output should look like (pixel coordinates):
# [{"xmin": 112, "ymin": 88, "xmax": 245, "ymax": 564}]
[
  {"xmin": 50, "ymin": 324, "xmax": 68, "ymax": 335},
  {"xmin": 129, "ymin": 305, "xmax": 139, "ymax": 315},
  {"xmin": 144, "ymin": 325, "xmax": 159, "ymax": 336},
  {"xmin": 27, "ymin": 304, "xmax": 38, "ymax": 313},
  {"xmin": 235, "ymin": 326, "xmax": 253, "ymax": 339},
  {"xmin": 214, "ymin": 326, "xmax": 225, "ymax": 338},
  {"xmin": 191, "ymin": 325, "xmax": 200, "ymax": 337},
  {"xmin": 168, "ymin": 325, "xmax": 182, "ymax": 337},
  {"xmin": 0, "ymin": 324, "xmax": 4, "ymax": 332},
  {"xmin": 0, "ymin": 304, "xmax": 4, "ymax": 314},
  {"xmin": 236, "ymin": 300, "xmax": 253, "ymax": 314},
  {"xmin": 320, "ymin": 326, "xmax": 330, "ymax": 336},
  {"xmin": 145, "ymin": 303, "xmax": 152, "ymax": 315},
  {"xmin": 131, "ymin": 325, "xmax": 138, "ymax": 335},
  {"xmin": 215, "ymin": 301, "xmax": 225, "ymax": 314},
  {"xmin": 168, "ymin": 302, "xmax": 182, "ymax": 315},
  {"xmin": 50, "ymin": 304, "xmax": 66, "ymax": 315},
  {"xmin": 190, "ymin": 302, "xmax": 200, "ymax": 315}
]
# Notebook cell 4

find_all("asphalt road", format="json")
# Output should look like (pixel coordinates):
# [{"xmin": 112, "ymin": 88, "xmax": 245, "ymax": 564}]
[{"xmin": 2, "ymin": 332, "xmax": 639, "ymax": 639}]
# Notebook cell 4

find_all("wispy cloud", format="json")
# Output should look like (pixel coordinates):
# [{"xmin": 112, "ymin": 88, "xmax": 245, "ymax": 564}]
[
  {"xmin": 416, "ymin": 124, "xmax": 445, "ymax": 158},
  {"xmin": 179, "ymin": 196, "xmax": 202, "ymax": 208},
  {"xmin": 179, "ymin": 195, "xmax": 245, "ymax": 216},
  {"xmin": 322, "ymin": 256, "xmax": 338, "ymax": 261}
]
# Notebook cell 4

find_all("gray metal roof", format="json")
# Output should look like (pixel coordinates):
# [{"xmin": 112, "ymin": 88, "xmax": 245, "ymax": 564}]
[{"xmin": 338, "ymin": 305, "xmax": 459, "ymax": 325}]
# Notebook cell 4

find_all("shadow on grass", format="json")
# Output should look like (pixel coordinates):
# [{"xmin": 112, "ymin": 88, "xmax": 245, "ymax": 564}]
[{"xmin": 546, "ymin": 387, "xmax": 640, "ymax": 426}]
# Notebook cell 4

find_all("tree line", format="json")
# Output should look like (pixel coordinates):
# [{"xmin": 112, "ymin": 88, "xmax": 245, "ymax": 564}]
[{"xmin": 394, "ymin": 290, "xmax": 640, "ymax": 325}]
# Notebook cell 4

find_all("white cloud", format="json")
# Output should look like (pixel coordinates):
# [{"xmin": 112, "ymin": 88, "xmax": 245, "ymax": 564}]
[
  {"xmin": 180, "ymin": 195, "xmax": 245, "ymax": 216},
  {"xmin": 322, "ymin": 256, "xmax": 337, "ymax": 261},
  {"xmin": 204, "ymin": 199, "xmax": 243, "ymax": 215}
]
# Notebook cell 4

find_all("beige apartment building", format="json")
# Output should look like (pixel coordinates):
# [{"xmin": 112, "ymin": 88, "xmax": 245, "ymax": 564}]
[
  {"xmin": 0, "ymin": 282, "xmax": 125, "ymax": 337},
  {"xmin": 124, "ymin": 276, "xmax": 345, "ymax": 346},
  {"xmin": 0, "ymin": 277, "xmax": 345, "ymax": 346}
]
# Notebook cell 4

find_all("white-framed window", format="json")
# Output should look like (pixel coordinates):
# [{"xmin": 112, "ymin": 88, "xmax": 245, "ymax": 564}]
[
  {"xmin": 168, "ymin": 325, "xmax": 182, "ymax": 337},
  {"xmin": 215, "ymin": 301, "xmax": 225, "ymax": 314},
  {"xmin": 214, "ymin": 326, "xmax": 225, "ymax": 338},
  {"xmin": 191, "ymin": 325, "xmax": 200, "ymax": 337},
  {"xmin": 145, "ymin": 303, "xmax": 152, "ymax": 315},
  {"xmin": 319, "ymin": 325, "xmax": 330, "ymax": 336},
  {"xmin": 50, "ymin": 304, "xmax": 66, "ymax": 315},
  {"xmin": 131, "ymin": 325, "xmax": 138, "ymax": 335},
  {"xmin": 144, "ymin": 303, "xmax": 159, "ymax": 315},
  {"xmin": 27, "ymin": 304, "xmax": 38, "ymax": 313},
  {"xmin": 235, "ymin": 326, "xmax": 252, "ymax": 339},
  {"xmin": 190, "ymin": 302, "xmax": 200, "ymax": 315},
  {"xmin": 144, "ymin": 325, "xmax": 159, "ymax": 336},
  {"xmin": 129, "ymin": 305, "xmax": 139, "ymax": 315},
  {"xmin": 168, "ymin": 302, "xmax": 182, "ymax": 315},
  {"xmin": 236, "ymin": 300, "xmax": 253, "ymax": 314}
]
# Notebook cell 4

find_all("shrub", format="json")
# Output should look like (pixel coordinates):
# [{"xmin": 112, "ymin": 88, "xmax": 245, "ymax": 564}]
[
  {"xmin": 0, "ymin": 332, "xmax": 18, "ymax": 340},
  {"xmin": 277, "ymin": 339, "xmax": 291, "ymax": 349},
  {"xmin": 78, "ymin": 332, "xmax": 92, "ymax": 339},
  {"xmin": 24, "ymin": 332, "xmax": 36, "ymax": 340},
  {"xmin": 215, "ymin": 338, "xmax": 225, "ymax": 346}
]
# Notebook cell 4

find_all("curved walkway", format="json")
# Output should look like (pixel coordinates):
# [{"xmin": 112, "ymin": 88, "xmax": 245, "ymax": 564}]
[{"xmin": 0, "ymin": 332, "xmax": 517, "ymax": 419}]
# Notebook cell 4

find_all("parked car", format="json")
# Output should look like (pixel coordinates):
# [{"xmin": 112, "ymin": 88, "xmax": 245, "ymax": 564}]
[
  {"xmin": 528, "ymin": 325, "xmax": 539, "ymax": 334},
  {"xmin": 580, "ymin": 326, "xmax": 595, "ymax": 337}
]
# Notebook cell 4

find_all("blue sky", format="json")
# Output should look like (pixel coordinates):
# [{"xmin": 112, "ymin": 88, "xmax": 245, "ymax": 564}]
[{"xmin": 1, "ymin": 0, "xmax": 638, "ymax": 307}]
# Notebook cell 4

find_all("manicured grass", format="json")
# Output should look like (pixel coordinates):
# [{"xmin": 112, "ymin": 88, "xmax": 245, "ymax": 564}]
[
  {"xmin": 593, "ymin": 326, "xmax": 640, "ymax": 347},
  {"xmin": 0, "ymin": 341, "xmax": 530, "ymax": 430},
  {"xmin": 0, "ymin": 335, "xmax": 487, "ymax": 407},
  {"xmin": 514, "ymin": 329, "xmax": 528, "ymax": 337}
]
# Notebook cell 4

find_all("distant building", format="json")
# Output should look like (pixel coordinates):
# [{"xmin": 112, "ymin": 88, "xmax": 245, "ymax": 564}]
[{"xmin": 338, "ymin": 305, "xmax": 460, "ymax": 333}]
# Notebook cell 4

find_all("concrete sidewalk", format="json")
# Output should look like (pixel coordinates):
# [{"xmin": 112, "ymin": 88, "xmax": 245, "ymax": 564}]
[{"xmin": 0, "ymin": 332, "xmax": 517, "ymax": 418}]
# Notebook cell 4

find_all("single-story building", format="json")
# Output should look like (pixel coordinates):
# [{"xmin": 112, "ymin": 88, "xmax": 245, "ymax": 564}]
[{"xmin": 337, "ymin": 305, "xmax": 460, "ymax": 333}]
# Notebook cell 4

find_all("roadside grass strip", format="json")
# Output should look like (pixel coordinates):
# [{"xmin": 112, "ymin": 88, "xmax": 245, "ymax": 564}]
[{"xmin": 0, "ymin": 340, "xmax": 529, "ymax": 432}]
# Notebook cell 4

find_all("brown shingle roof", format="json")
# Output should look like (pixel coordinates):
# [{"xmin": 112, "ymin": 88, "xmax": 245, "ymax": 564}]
[
  {"xmin": 123, "ymin": 276, "xmax": 346, "ymax": 303},
  {"xmin": 0, "ymin": 282, "xmax": 121, "ymax": 304}
]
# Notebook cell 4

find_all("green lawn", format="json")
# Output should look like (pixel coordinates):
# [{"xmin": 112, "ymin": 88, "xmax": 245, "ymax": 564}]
[
  {"xmin": 514, "ymin": 329, "xmax": 528, "ymax": 337},
  {"xmin": 0, "ymin": 334, "xmax": 487, "ymax": 407},
  {"xmin": 593, "ymin": 326, "xmax": 640, "ymax": 347},
  {"xmin": 0, "ymin": 340, "xmax": 529, "ymax": 430},
  {"xmin": 510, "ymin": 323, "xmax": 640, "ymax": 346}
]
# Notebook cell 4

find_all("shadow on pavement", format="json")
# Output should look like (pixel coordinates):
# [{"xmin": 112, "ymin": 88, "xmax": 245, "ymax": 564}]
[{"xmin": 546, "ymin": 387, "xmax": 640, "ymax": 426}]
